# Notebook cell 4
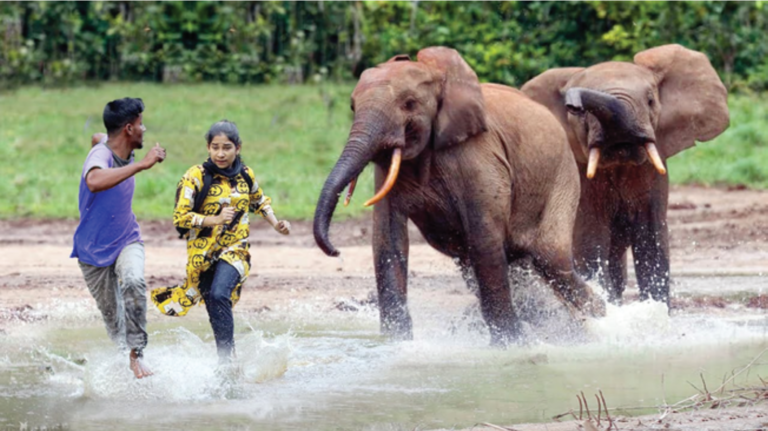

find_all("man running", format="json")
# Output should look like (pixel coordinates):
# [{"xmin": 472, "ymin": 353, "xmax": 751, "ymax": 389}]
[{"xmin": 72, "ymin": 97, "xmax": 165, "ymax": 378}]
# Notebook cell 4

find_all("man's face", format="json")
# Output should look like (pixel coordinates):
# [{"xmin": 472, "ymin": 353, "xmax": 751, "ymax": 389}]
[{"xmin": 126, "ymin": 113, "xmax": 146, "ymax": 149}]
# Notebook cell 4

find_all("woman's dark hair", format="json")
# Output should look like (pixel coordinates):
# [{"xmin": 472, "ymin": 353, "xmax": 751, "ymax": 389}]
[
  {"xmin": 205, "ymin": 120, "xmax": 242, "ymax": 147},
  {"xmin": 103, "ymin": 98, "xmax": 144, "ymax": 135}
]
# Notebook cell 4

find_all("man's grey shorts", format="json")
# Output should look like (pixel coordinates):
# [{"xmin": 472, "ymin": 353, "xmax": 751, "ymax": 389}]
[{"xmin": 78, "ymin": 242, "xmax": 148, "ymax": 351}]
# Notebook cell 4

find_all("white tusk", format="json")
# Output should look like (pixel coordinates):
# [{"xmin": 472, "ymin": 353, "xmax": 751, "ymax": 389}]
[
  {"xmin": 645, "ymin": 142, "xmax": 667, "ymax": 175},
  {"xmin": 586, "ymin": 147, "xmax": 600, "ymax": 179}
]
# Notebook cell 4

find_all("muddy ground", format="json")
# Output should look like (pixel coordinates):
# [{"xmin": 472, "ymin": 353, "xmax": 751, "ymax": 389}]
[{"xmin": 1, "ymin": 185, "xmax": 768, "ymax": 430}]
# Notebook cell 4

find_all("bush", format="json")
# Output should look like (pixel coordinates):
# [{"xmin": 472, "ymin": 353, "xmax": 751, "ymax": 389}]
[{"xmin": 1, "ymin": 2, "xmax": 767, "ymax": 90}]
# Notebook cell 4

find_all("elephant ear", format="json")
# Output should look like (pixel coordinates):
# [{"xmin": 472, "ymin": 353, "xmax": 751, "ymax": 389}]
[
  {"xmin": 387, "ymin": 54, "xmax": 411, "ymax": 62},
  {"xmin": 634, "ymin": 44, "xmax": 729, "ymax": 158},
  {"xmin": 416, "ymin": 47, "xmax": 487, "ymax": 150},
  {"xmin": 521, "ymin": 67, "xmax": 585, "ymax": 161}
]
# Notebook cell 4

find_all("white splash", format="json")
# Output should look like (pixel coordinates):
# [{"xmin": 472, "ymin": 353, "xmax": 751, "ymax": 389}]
[
  {"xmin": 586, "ymin": 300, "xmax": 674, "ymax": 346},
  {"xmin": 80, "ymin": 327, "xmax": 292, "ymax": 401}
]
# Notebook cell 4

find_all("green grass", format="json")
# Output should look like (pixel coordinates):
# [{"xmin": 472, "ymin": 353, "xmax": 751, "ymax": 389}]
[
  {"xmin": 0, "ymin": 82, "xmax": 373, "ymax": 220},
  {"xmin": 0, "ymin": 84, "xmax": 766, "ymax": 220}
]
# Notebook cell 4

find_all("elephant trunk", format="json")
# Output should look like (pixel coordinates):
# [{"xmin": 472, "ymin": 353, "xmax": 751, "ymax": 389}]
[
  {"xmin": 566, "ymin": 87, "xmax": 665, "ymax": 176},
  {"xmin": 314, "ymin": 114, "xmax": 387, "ymax": 257},
  {"xmin": 564, "ymin": 87, "xmax": 648, "ymax": 142}
]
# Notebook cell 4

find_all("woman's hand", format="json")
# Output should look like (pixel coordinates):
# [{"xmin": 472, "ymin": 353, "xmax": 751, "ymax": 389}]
[
  {"xmin": 275, "ymin": 220, "xmax": 291, "ymax": 235},
  {"xmin": 218, "ymin": 206, "xmax": 236, "ymax": 225},
  {"xmin": 202, "ymin": 205, "xmax": 235, "ymax": 227}
]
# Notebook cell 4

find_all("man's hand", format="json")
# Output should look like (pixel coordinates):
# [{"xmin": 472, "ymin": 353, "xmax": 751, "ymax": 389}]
[
  {"xmin": 91, "ymin": 133, "xmax": 107, "ymax": 147},
  {"xmin": 141, "ymin": 143, "xmax": 166, "ymax": 170},
  {"xmin": 275, "ymin": 220, "xmax": 291, "ymax": 235}
]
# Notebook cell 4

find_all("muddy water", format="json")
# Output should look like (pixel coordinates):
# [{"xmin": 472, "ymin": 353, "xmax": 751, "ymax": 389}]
[{"xmin": 1, "ymin": 276, "xmax": 767, "ymax": 431}]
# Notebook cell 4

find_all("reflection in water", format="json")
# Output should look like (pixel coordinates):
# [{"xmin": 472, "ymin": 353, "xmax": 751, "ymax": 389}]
[{"xmin": 0, "ymin": 276, "xmax": 767, "ymax": 431}]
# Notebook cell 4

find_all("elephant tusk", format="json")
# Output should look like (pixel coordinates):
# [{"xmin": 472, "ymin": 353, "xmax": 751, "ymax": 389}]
[
  {"xmin": 645, "ymin": 142, "xmax": 667, "ymax": 175},
  {"xmin": 343, "ymin": 177, "xmax": 358, "ymax": 207},
  {"xmin": 364, "ymin": 148, "xmax": 402, "ymax": 207},
  {"xmin": 586, "ymin": 147, "xmax": 600, "ymax": 179}
]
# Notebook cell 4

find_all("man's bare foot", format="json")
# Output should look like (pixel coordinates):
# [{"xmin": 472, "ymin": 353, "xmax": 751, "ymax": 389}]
[{"xmin": 129, "ymin": 348, "xmax": 153, "ymax": 379}]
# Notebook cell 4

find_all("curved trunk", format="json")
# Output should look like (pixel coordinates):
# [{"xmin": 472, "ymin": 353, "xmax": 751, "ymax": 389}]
[
  {"xmin": 565, "ymin": 87, "xmax": 649, "ymax": 143},
  {"xmin": 314, "ymin": 114, "xmax": 386, "ymax": 256}
]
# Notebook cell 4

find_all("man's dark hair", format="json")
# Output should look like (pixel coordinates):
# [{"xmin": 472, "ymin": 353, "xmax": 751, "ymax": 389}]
[
  {"xmin": 103, "ymin": 98, "xmax": 144, "ymax": 135},
  {"xmin": 205, "ymin": 120, "xmax": 242, "ymax": 147}
]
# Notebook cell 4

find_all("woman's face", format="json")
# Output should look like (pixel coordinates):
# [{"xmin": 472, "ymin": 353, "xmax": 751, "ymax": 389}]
[{"xmin": 207, "ymin": 133, "xmax": 240, "ymax": 169}]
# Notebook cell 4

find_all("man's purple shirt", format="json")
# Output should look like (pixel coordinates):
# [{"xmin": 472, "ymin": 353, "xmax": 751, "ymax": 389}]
[{"xmin": 71, "ymin": 142, "xmax": 142, "ymax": 267}]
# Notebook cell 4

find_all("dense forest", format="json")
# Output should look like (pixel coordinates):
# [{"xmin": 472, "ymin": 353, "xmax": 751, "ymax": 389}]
[{"xmin": 1, "ymin": 1, "xmax": 766, "ymax": 90}]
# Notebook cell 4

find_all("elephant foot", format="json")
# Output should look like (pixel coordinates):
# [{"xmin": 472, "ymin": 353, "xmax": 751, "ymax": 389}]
[
  {"xmin": 639, "ymin": 287, "xmax": 670, "ymax": 307},
  {"xmin": 607, "ymin": 291, "xmax": 624, "ymax": 306},
  {"xmin": 488, "ymin": 320, "xmax": 523, "ymax": 348},
  {"xmin": 380, "ymin": 313, "xmax": 413, "ymax": 341},
  {"xmin": 560, "ymin": 283, "xmax": 606, "ymax": 318},
  {"xmin": 575, "ymin": 286, "xmax": 607, "ymax": 318}
]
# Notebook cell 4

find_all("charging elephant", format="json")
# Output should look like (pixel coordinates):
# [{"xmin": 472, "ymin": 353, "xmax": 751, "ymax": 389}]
[
  {"xmin": 313, "ymin": 47, "xmax": 604, "ymax": 346},
  {"xmin": 521, "ymin": 44, "xmax": 729, "ymax": 305}
]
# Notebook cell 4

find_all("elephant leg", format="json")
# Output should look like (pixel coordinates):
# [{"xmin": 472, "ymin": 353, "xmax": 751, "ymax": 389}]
[
  {"xmin": 463, "ymin": 216, "xmax": 519, "ymax": 346},
  {"xmin": 572, "ymin": 203, "xmax": 613, "ymax": 298},
  {"xmin": 457, "ymin": 258, "xmax": 480, "ymax": 299},
  {"xmin": 471, "ymin": 249, "xmax": 519, "ymax": 346},
  {"xmin": 373, "ymin": 169, "xmax": 412, "ymax": 339},
  {"xmin": 531, "ymin": 250, "xmax": 605, "ymax": 318},
  {"xmin": 632, "ymin": 221, "xmax": 670, "ymax": 306},
  {"xmin": 631, "ymin": 183, "xmax": 671, "ymax": 306},
  {"xmin": 534, "ymin": 197, "xmax": 606, "ymax": 317},
  {"xmin": 606, "ymin": 244, "xmax": 628, "ymax": 304},
  {"xmin": 601, "ymin": 225, "xmax": 632, "ymax": 304}
]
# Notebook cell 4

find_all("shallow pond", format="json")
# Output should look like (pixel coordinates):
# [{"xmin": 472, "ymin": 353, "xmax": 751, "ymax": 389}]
[{"xmin": 1, "ymin": 275, "xmax": 767, "ymax": 431}]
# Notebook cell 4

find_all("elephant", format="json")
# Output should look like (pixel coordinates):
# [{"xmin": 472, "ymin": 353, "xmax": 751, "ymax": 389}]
[
  {"xmin": 313, "ymin": 46, "xmax": 604, "ymax": 346},
  {"xmin": 521, "ymin": 44, "xmax": 729, "ymax": 306}
]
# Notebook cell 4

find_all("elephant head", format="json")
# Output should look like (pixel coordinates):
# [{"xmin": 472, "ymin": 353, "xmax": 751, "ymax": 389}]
[
  {"xmin": 522, "ymin": 44, "xmax": 729, "ymax": 179},
  {"xmin": 314, "ymin": 47, "xmax": 487, "ymax": 256}
]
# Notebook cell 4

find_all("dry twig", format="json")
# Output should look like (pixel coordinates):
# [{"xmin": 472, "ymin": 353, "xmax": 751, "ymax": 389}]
[
  {"xmin": 581, "ymin": 391, "xmax": 593, "ymax": 420},
  {"xmin": 600, "ymin": 389, "xmax": 617, "ymax": 430},
  {"xmin": 595, "ymin": 394, "xmax": 602, "ymax": 427}
]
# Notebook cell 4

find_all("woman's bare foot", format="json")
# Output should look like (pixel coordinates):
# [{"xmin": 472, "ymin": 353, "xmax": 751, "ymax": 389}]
[{"xmin": 129, "ymin": 348, "xmax": 153, "ymax": 379}]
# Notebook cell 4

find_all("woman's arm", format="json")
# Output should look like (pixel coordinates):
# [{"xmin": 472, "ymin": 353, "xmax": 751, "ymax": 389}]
[
  {"xmin": 247, "ymin": 169, "xmax": 290, "ymax": 235},
  {"xmin": 201, "ymin": 207, "xmax": 233, "ymax": 227},
  {"xmin": 173, "ymin": 168, "xmax": 217, "ymax": 229},
  {"xmin": 265, "ymin": 211, "xmax": 290, "ymax": 235}
]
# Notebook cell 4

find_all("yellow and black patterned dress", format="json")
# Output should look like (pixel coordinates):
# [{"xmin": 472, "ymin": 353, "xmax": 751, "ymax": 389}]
[{"xmin": 151, "ymin": 164, "xmax": 273, "ymax": 316}]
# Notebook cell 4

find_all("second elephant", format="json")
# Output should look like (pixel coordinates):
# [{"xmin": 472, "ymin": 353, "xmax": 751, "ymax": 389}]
[{"xmin": 522, "ymin": 44, "xmax": 729, "ymax": 305}]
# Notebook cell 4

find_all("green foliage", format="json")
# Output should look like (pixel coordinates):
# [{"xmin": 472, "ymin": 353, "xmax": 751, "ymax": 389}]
[
  {"xmin": 0, "ymin": 2, "xmax": 361, "ymax": 88},
  {"xmin": 1, "ymin": 2, "xmax": 767, "ymax": 89},
  {"xmin": 0, "ymin": 84, "xmax": 766, "ymax": 221}
]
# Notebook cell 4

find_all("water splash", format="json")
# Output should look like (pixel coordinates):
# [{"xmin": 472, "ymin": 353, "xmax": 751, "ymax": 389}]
[
  {"xmin": 80, "ymin": 327, "xmax": 292, "ymax": 401},
  {"xmin": 3, "ymin": 275, "xmax": 768, "ymax": 430},
  {"xmin": 586, "ymin": 300, "xmax": 674, "ymax": 346}
]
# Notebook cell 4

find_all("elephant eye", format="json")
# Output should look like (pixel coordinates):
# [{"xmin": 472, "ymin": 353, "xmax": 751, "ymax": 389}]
[
  {"xmin": 404, "ymin": 99, "xmax": 417, "ymax": 111},
  {"xmin": 648, "ymin": 97, "xmax": 654, "ymax": 107}
]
